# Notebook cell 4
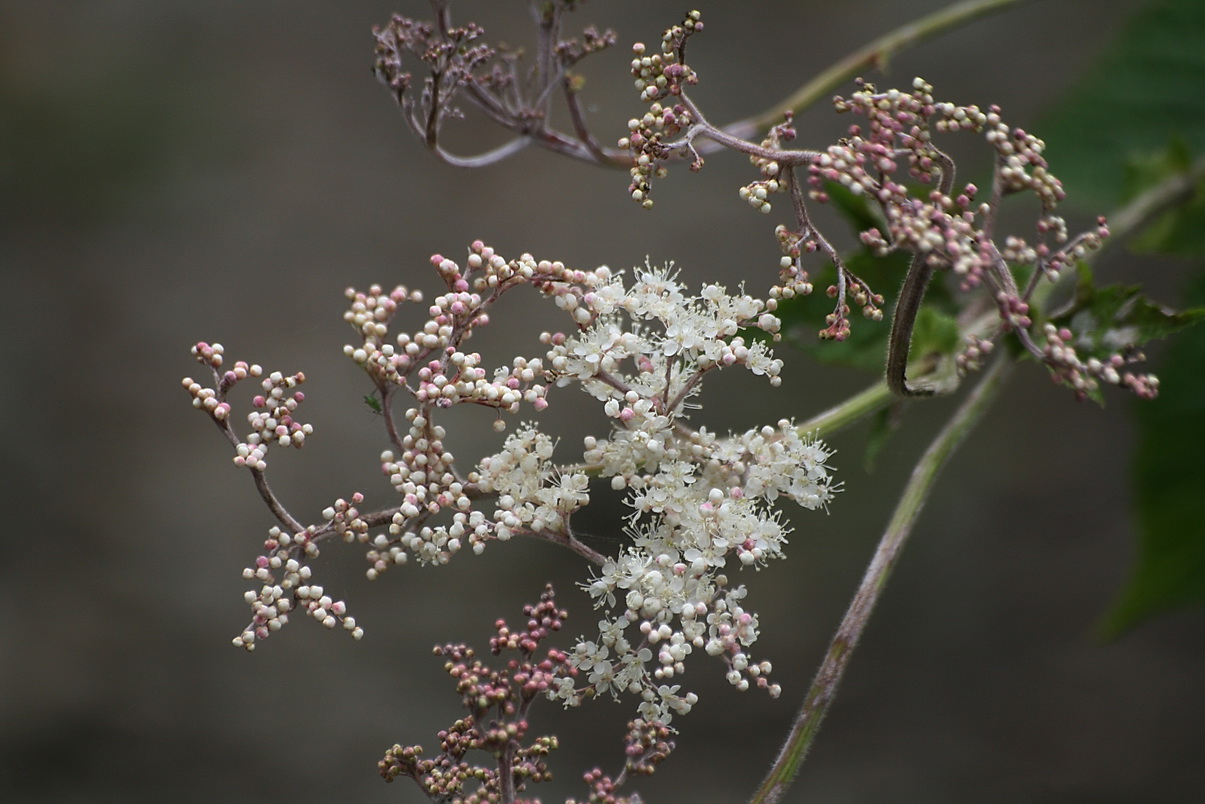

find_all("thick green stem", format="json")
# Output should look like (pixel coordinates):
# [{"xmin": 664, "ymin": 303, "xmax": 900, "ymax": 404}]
[
  {"xmin": 796, "ymin": 379, "xmax": 893, "ymax": 440},
  {"xmin": 750, "ymin": 356, "xmax": 1012, "ymax": 804}
]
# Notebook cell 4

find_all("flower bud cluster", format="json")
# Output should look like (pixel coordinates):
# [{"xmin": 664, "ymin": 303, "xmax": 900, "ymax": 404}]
[
  {"xmin": 819, "ymin": 277, "xmax": 886, "ymax": 343},
  {"xmin": 344, "ymin": 242, "xmax": 584, "ymax": 416},
  {"xmin": 739, "ymin": 118, "xmax": 796, "ymax": 215},
  {"xmin": 806, "ymin": 78, "xmax": 1121, "ymax": 389},
  {"xmin": 372, "ymin": 13, "xmax": 494, "ymax": 122},
  {"xmin": 183, "ymin": 342, "xmax": 312, "ymax": 471},
  {"xmin": 372, "ymin": 7, "xmax": 617, "ymax": 170},
  {"xmin": 342, "ymin": 244, "xmax": 621, "ymax": 573},
  {"xmin": 182, "ymin": 341, "xmax": 259, "ymax": 424},
  {"xmin": 620, "ymin": 11, "xmax": 703, "ymax": 209},
  {"xmin": 955, "ymin": 335, "xmax": 996, "ymax": 375},
  {"xmin": 570, "ymin": 719, "xmax": 675, "ymax": 804},
  {"xmin": 817, "ymin": 81, "xmax": 999, "ymax": 287},
  {"xmin": 554, "ymin": 25, "xmax": 618, "ymax": 69},
  {"xmin": 234, "ymin": 510, "xmax": 367, "ymax": 650},
  {"xmin": 183, "ymin": 342, "xmax": 367, "ymax": 648},
  {"xmin": 1039, "ymin": 324, "xmax": 1159, "ymax": 401},
  {"xmin": 632, "ymin": 10, "xmax": 701, "ymax": 105},
  {"xmin": 379, "ymin": 586, "xmax": 574, "ymax": 799},
  {"xmin": 978, "ymin": 105, "xmax": 1064, "ymax": 209},
  {"xmin": 235, "ymin": 370, "xmax": 311, "ymax": 470},
  {"xmin": 771, "ymin": 224, "xmax": 817, "ymax": 301},
  {"xmin": 821, "ymin": 78, "xmax": 1098, "ymax": 290}
]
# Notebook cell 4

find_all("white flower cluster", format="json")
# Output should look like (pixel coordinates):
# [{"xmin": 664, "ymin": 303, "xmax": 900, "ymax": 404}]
[
  {"xmin": 516, "ymin": 263, "xmax": 838, "ymax": 722},
  {"xmin": 544, "ymin": 261, "xmax": 782, "ymax": 402},
  {"xmin": 477, "ymin": 427, "xmax": 591, "ymax": 542},
  {"xmin": 201, "ymin": 243, "xmax": 840, "ymax": 711},
  {"xmin": 341, "ymin": 254, "xmax": 836, "ymax": 721},
  {"xmin": 556, "ymin": 420, "xmax": 836, "ymax": 723},
  {"xmin": 341, "ymin": 253, "xmax": 839, "ymax": 721}
]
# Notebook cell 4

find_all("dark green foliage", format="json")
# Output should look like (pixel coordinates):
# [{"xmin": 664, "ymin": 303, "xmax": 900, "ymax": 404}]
[
  {"xmin": 1040, "ymin": 0, "xmax": 1205, "ymax": 209},
  {"xmin": 1100, "ymin": 269, "xmax": 1205, "ymax": 636}
]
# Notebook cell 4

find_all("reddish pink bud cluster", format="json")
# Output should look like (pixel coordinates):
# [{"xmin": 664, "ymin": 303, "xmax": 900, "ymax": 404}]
[{"xmin": 378, "ymin": 586, "xmax": 576, "ymax": 800}]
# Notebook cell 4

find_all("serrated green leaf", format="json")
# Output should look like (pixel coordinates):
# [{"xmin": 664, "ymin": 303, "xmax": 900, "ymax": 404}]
[
  {"xmin": 1051, "ymin": 264, "xmax": 1205, "ymax": 356},
  {"xmin": 1098, "ymin": 267, "xmax": 1205, "ymax": 637}
]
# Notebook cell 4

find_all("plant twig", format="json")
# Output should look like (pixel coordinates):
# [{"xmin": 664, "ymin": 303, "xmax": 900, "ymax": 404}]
[{"xmin": 721, "ymin": 0, "xmax": 1036, "ymax": 142}]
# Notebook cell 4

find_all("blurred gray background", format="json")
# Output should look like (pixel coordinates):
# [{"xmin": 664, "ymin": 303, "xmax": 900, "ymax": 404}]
[{"xmin": 3, "ymin": 1, "xmax": 1202, "ymax": 802}]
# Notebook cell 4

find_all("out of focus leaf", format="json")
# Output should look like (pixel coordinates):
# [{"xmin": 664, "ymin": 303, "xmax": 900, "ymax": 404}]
[
  {"xmin": 1038, "ymin": 0, "xmax": 1205, "ymax": 632},
  {"xmin": 1040, "ymin": 0, "xmax": 1205, "ymax": 209},
  {"xmin": 1125, "ymin": 141, "xmax": 1205, "ymax": 257},
  {"xmin": 774, "ymin": 247, "xmax": 911, "ymax": 373},
  {"xmin": 910, "ymin": 306, "xmax": 961, "ymax": 363},
  {"xmin": 1099, "ymin": 268, "xmax": 1205, "ymax": 637}
]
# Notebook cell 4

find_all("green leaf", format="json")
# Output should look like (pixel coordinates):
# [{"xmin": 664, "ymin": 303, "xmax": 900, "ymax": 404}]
[
  {"xmin": 910, "ymin": 306, "xmax": 961, "ymax": 363},
  {"xmin": 1098, "ymin": 267, "xmax": 1205, "ymax": 637},
  {"xmin": 1040, "ymin": 0, "xmax": 1205, "ymax": 209},
  {"xmin": 1125, "ymin": 140, "xmax": 1205, "ymax": 257},
  {"xmin": 1044, "ymin": 264, "xmax": 1205, "ymax": 403},
  {"xmin": 1051, "ymin": 263, "xmax": 1205, "ymax": 355},
  {"xmin": 820, "ymin": 179, "xmax": 885, "ymax": 235}
]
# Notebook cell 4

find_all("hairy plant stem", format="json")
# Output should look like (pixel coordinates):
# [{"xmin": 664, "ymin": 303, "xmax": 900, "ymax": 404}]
[{"xmin": 750, "ymin": 355, "xmax": 1012, "ymax": 804}]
